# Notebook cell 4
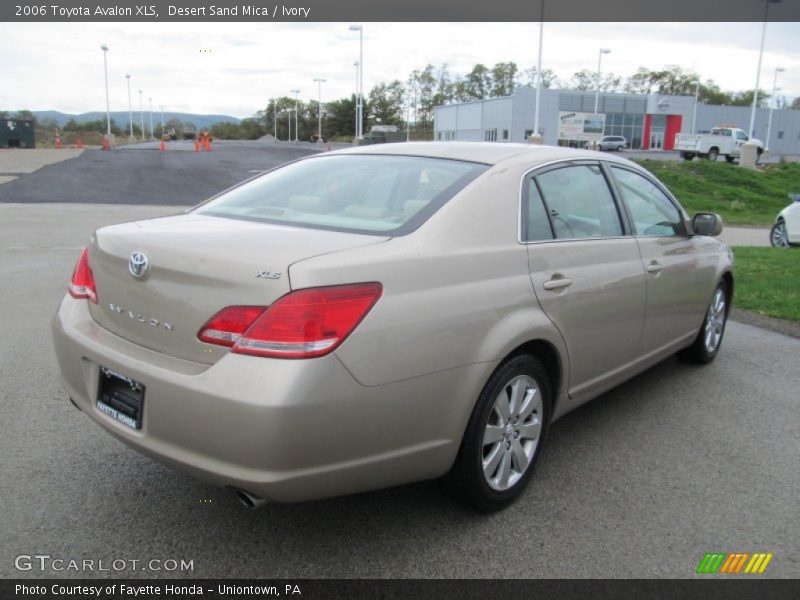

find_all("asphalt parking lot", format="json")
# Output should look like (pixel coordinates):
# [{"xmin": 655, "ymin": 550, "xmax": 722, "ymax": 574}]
[{"xmin": 0, "ymin": 144, "xmax": 797, "ymax": 579}]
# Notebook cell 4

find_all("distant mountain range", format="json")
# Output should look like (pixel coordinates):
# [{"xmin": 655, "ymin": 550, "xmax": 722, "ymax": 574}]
[{"xmin": 29, "ymin": 110, "xmax": 241, "ymax": 129}]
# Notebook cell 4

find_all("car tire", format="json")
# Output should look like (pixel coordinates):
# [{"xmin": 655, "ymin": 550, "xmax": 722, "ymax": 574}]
[
  {"xmin": 707, "ymin": 148, "xmax": 719, "ymax": 161},
  {"xmin": 770, "ymin": 220, "xmax": 791, "ymax": 248},
  {"xmin": 680, "ymin": 152, "xmax": 695, "ymax": 161},
  {"xmin": 679, "ymin": 282, "xmax": 729, "ymax": 364},
  {"xmin": 445, "ymin": 355, "xmax": 551, "ymax": 512}
]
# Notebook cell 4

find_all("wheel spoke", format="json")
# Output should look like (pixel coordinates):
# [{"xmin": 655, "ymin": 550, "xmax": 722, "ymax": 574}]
[
  {"xmin": 518, "ymin": 388, "xmax": 539, "ymax": 420},
  {"xmin": 496, "ymin": 452, "xmax": 512, "ymax": 488},
  {"xmin": 483, "ymin": 443, "xmax": 503, "ymax": 478},
  {"xmin": 483, "ymin": 424, "xmax": 504, "ymax": 446},
  {"xmin": 511, "ymin": 439, "xmax": 530, "ymax": 473},
  {"xmin": 508, "ymin": 378, "xmax": 525, "ymax": 416},
  {"xmin": 519, "ymin": 419, "xmax": 541, "ymax": 441},
  {"xmin": 495, "ymin": 389, "xmax": 511, "ymax": 423}
]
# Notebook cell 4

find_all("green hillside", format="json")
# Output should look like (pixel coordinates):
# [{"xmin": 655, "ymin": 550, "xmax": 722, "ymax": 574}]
[{"xmin": 633, "ymin": 159, "xmax": 800, "ymax": 226}]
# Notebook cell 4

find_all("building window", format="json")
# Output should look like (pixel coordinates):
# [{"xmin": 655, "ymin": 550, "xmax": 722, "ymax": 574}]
[
  {"xmin": 524, "ymin": 129, "xmax": 533, "ymax": 139},
  {"xmin": 502, "ymin": 129, "xmax": 509, "ymax": 140},
  {"xmin": 484, "ymin": 129, "xmax": 497, "ymax": 142},
  {"xmin": 437, "ymin": 132, "xmax": 442, "ymax": 140},
  {"xmin": 777, "ymin": 131, "xmax": 784, "ymax": 140}
]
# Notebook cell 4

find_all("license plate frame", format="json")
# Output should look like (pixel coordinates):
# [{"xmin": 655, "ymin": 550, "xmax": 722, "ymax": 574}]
[{"xmin": 97, "ymin": 366, "xmax": 145, "ymax": 430}]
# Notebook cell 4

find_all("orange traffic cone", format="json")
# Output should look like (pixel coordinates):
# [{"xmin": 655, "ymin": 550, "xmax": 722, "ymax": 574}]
[
  {"xmin": 159, "ymin": 140, "xmax": 166, "ymax": 151},
  {"xmin": 76, "ymin": 137, "xmax": 84, "ymax": 149},
  {"xmin": 204, "ymin": 138, "xmax": 212, "ymax": 152},
  {"xmin": 102, "ymin": 134, "xmax": 111, "ymax": 151},
  {"xmin": 194, "ymin": 140, "xmax": 200, "ymax": 152}
]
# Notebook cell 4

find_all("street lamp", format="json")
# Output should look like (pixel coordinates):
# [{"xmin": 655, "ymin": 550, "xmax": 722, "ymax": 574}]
[
  {"xmin": 594, "ymin": 48, "xmax": 611, "ymax": 114},
  {"xmin": 291, "ymin": 89, "xmax": 300, "ymax": 142},
  {"xmin": 691, "ymin": 80, "xmax": 701, "ymax": 134},
  {"xmin": 353, "ymin": 61, "xmax": 360, "ymax": 140},
  {"xmin": 349, "ymin": 25, "xmax": 364, "ymax": 139},
  {"xmin": 749, "ymin": 0, "xmax": 783, "ymax": 139},
  {"xmin": 138, "ymin": 89, "xmax": 144, "ymax": 142},
  {"xmin": 533, "ymin": 0, "xmax": 545, "ymax": 140},
  {"xmin": 159, "ymin": 105, "xmax": 165, "ymax": 138},
  {"xmin": 100, "ymin": 44, "xmax": 111, "ymax": 136},
  {"xmin": 313, "ymin": 78, "xmax": 326, "ymax": 141},
  {"xmin": 148, "ymin": 97, "xmax": 153, "ymax": 140},
  {"xmin": 125, "ymin": 74, "xmax": 133, "ymax": 140},
  {"xmin": 765, "ymin": 67, "xmax": 785, "ymax": 150}
]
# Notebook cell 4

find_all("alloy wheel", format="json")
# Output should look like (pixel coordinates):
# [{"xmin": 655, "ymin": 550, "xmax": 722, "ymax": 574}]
[{"xmin": 704, "ymin": 288, "xmax": 727, "ymax": 354}]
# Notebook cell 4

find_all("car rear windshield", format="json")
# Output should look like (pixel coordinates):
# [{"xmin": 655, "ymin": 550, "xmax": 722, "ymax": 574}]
[{"xmin": 194, "ymin": 154, "xmax": 488, "ymax": 236}]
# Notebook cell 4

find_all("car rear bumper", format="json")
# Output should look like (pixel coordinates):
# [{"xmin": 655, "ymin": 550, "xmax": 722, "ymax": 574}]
[{"xmin": 52, "ymin": 295, "xmax": 484, "ymax": 502}]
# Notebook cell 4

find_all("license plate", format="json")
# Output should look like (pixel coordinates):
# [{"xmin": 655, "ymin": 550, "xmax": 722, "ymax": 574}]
[{"xmin": 97, "ymin": 366, "xmax": 145, "ymax": 430}]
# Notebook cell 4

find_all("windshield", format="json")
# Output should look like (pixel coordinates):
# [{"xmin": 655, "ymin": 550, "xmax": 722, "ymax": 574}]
[{"xmin": 195, "ymin": 154, "xmax": 487, "ymax": 235}]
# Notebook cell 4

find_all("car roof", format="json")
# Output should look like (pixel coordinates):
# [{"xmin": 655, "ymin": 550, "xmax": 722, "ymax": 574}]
[{"xmin": 329, "ymin": 141, "xmax": 628, "ymax": 168}]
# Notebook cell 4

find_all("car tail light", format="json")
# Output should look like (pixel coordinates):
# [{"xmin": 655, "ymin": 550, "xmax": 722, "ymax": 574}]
[
  {"xmin": 69, "ymin": 247, "xmax": 98, "ymax": 304},
  {"xmin": 197, "ymin": 306, "xmax": 267, "ymax": 346},
  {"xmin": 198, "ymin": 283, "xmax": 382, "ymax": 359}
]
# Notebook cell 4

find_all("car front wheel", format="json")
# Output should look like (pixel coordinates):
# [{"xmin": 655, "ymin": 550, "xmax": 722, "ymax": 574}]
[
  {"xmin": 770, "ymin": 221, "xmax": 790, "ymax": 248},
  {"xmin": 446, "ymin": 355, "xmax": 551, "ymax": 512},
  {"xmin": 679, "ymin": 283, "xmax": 729, "ymax": 364}
]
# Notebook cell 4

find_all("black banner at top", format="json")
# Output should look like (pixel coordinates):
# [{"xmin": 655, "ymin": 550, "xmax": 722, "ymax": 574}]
[{"xmin": 2, "ymin": 0, "xmax": 800, "ymax": 22}]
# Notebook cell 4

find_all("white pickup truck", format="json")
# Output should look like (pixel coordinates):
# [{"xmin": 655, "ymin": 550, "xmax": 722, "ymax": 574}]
[{"xmin": 674, "ymin": 127, "xmax": 764, "ymax": 162}]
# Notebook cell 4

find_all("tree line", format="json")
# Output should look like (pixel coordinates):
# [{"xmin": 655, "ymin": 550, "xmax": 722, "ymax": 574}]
[{"xmin": 4, "ymin": 62, "xmax": 798, "ymax": 142}]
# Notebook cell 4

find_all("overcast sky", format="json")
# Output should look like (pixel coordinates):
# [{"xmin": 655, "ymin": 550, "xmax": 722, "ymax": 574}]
[{"xmin": 1, "ymin": 22, "xmax": 798, "ymax": 118}]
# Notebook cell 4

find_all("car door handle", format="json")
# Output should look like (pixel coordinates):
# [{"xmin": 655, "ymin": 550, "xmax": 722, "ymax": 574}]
[
  {"xmin": 543, "ymin": 277, "xmax": 573, "ymax": 291},
  {"xmin": 646, "ymin": 262, "xmax": 664, "ymax": 274}
]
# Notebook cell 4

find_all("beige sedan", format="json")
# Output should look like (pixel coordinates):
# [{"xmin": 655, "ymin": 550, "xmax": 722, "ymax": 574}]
[{"xmin": 52, "ymin": 142, "xmax": 732, "ymax": 512}]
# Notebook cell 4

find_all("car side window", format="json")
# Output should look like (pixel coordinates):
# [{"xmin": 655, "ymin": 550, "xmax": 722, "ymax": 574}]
[
  {"xmin": 535, "ymin": 165, "xmax": 623, "ymax": 239},
  {"xmin": 523, "ymin": 179, "xmax": 555, "ymax": 242},
  {"xmin": 610, "ymin": 167, "xmax": 685, "ymax": 237}
]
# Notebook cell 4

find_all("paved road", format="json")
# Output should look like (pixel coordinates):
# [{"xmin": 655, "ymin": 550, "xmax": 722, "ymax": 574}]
[
  {"xmin": 0, "ymin": 142, "xmax": 318, "ymax": 205},
  {"xmin": 1, "ymin": 203, "xmax": 798, "ymax": 579}
]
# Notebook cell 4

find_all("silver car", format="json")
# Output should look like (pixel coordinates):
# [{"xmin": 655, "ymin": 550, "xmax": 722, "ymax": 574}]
[
  {"xmin": 598, "ymin": 135, "xmax": 629, "ymax": 151},
  {"xmin": 52, "ymin": 142, "xmax": 732, "ymax": 512}
]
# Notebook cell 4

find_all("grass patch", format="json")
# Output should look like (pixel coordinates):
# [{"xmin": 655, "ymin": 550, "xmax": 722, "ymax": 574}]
[
  {"xmin": 633, "ymin": 159, "xmax": 800, "ymax": 226},
  {"xmin": 732, "ymin": 247, "xmax": 800, "ymax": 322}
]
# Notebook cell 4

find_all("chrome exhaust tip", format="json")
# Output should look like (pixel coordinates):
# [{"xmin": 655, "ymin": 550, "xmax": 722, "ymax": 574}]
[{"xmin": 232, "ymin": 488, "xmax": 268, "ymax": 510}]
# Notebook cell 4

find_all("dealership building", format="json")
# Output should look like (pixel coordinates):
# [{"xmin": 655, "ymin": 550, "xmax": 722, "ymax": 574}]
[{"xmin": 433, "ymin": 86, "xmax": 800, "ymax": 155}]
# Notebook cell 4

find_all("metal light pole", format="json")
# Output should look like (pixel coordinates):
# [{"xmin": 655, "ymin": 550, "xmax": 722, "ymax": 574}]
[
  {"xmin": 148, "ymin": 97, "xmax": 153, "ymax": 140},
  {"xmin": 287, "ymin": 111, "xmax": 291, "ymax": 142},
  {"xmin": 138, "ymin": 89, "xmax": 144, "ymax": 142},
  {"xmin": 749, "ymin": 0, "xmax": 782, "ymax": 139},
  {"xmin": 125, "ymin": 74, "xmax": 133, "ymax": 140},
  {"xmin": 691, "ymin": 80, "xmax": 700, "ymax": 134},
  {"xmin": 291, "ymin": 89, "xmax": 300, "ymax": 142},
  {"xmin": 594, "ymin": 48, "xmax": 611, "ymax": 114},
  {"xmin": 313, "ymin": 78, "xmax": 326, "ymax": 141},
  {"xmin": 349, "ymin": 25, "xmax": 364, "ymax": 139},
  {"xmin": 159, "ymin": 105, "xmax": 165, "ymax": 138},
  {"xmin": 533, "ymin": 0, "xmax": 545, "ymax": 139},
  {"xmin": 100, "ymin": 44, "xmax": 111, "ymax": 136},
  {"xmin": 273, "ymin": 98, "xmax": 277, "ymax": 140},
  {"xmin": 765, "ymin": 67, "xmax": 785, "ymax": 150},
  {"xmin": 406, "ymin": 79, "xmax": 413, "ymax": 142},
  {"xmin": 353, "ymin": 61, "xmax": 360, "ymax": 140}
]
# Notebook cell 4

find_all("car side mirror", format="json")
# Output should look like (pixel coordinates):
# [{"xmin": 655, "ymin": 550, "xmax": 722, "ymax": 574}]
[{"xmin": 692, "ymin": 213, "xmax": 723, "ymax": 237}]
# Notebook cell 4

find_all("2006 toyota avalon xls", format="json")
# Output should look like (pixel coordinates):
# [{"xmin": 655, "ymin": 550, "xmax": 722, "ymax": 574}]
[{"xmin": 52, "ymin": 142, "xmax": 732, "ymax": 512}]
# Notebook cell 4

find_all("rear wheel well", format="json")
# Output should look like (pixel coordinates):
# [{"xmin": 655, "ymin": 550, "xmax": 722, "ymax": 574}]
[{"xmin": 506, "ymin": 340, "xmax": 563, "ymax": 412}]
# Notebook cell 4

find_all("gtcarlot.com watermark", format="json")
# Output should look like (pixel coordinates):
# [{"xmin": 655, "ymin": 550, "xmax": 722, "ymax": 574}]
[{"xmin": 14, "ymin": 554, "xmax": 194, "ymax": 573}]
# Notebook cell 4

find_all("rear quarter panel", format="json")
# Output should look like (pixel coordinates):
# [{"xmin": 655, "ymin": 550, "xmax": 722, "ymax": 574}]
[{"xmin": 288, "ymin": 164, "xmax": 568, "ymax": 391}]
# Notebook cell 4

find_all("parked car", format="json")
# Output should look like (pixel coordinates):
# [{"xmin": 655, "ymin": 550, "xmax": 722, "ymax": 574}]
[
  {"xmin": 770, "ymin": 193, "xmax": 800, "ymax": 248},
  {"xmin": 597, "ymin": 135, "xmax": 628, "ymax": 151},
  {"xmin": 52, "ymin": 142, "xmax": 732, "ymax": 512},
  {"xmin": 675, "ymin": 127, "xmax": 764, "ymax": 162}
]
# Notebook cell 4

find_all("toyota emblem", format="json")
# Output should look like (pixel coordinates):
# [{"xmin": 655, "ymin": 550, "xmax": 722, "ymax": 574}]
[{"xmin": 128, "ymin": 251, "xmax": 149, "ymax": 278}]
